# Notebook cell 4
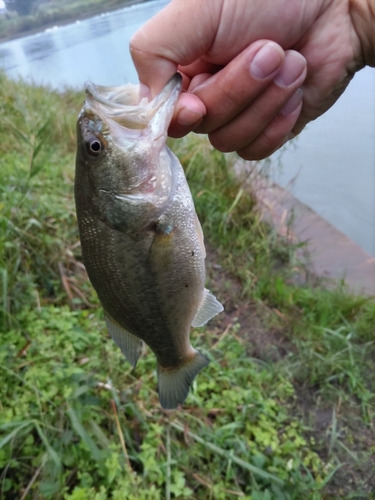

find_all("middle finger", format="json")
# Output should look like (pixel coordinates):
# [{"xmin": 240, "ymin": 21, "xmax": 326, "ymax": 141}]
[{"xmin": 192, "ymin": 40, "xmax": 285, "ymax": 134}]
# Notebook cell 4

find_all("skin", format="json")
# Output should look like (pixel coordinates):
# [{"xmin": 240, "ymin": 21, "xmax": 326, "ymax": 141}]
[{"xmin": 130, "ymin": 0, "xmax": 375, "ymax": 160}]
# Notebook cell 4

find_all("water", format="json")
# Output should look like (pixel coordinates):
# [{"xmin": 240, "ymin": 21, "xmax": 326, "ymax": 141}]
[
  {"xmin": 0, "ymin": 0, "xmax": 170, "ymax": 87},
  {"xmin": 273, "ymin": 67, "xmax": 375, "ymax": 256},
  {"xmin": 0, "ymin": 0, "xmax": 374, "ymax": 255}
]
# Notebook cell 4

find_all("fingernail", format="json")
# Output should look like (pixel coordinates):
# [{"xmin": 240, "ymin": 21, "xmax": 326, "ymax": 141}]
[
  {"xmin": 274, "ymin": 51, "xmax": 306, "ymax": 87},
  {"xmin": 177, "ymin": 106, "xmax": 204, "ymax": 126},
  {"xmin": 250, "ymin": 42, "xmax": 284, "ymax": 80},
  {"xmin": 280, "ymin": 88, "xmax": 303, "ymax": 116}
]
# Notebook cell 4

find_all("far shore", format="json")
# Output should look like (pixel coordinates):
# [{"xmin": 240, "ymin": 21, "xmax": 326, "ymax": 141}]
[{"xmin": 0, "ymin": 0, "xmax": 149, "ymax": 43}]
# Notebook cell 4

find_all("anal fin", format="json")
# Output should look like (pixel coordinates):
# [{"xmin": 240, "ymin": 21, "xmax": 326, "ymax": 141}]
[
  {"xmin": 157, "ymin": 350, "xmax": 209, "ymax": 409},
  {"xmin": 192, "ymin": 288, "xmax": 224, "ymax": 328},
  {"xmin": 104, "ymin": 313, "xmax": 142, "ymax": 368}
]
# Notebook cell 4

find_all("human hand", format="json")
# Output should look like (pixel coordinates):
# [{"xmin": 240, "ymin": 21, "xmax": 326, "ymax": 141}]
[{"xmin": 130, "ymin": 0, "xmax": 374, "ymax": 160}]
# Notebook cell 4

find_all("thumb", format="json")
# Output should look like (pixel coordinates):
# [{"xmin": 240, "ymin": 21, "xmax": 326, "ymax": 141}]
[{"xmin": 129, "ymin": 0, "xmax": 221, "ymax": 97}]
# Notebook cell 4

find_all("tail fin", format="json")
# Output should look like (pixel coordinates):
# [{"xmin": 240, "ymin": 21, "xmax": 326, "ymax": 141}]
[{"xmin": 157, "ymin": 351, "xmax": 209, "ymax": 409}]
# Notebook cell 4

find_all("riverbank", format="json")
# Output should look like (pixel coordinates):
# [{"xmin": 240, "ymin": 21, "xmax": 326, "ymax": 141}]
[
  {"xmin": 1, "ymin": 74, "xmax": 374, "ymax": 498},
  {"xmin": 0, "ymin": 0, "xmax": 147, "ymax": 41},
  {"xmin": 252, "ymin": 174, "xmax": 375, "ymax": 296}
]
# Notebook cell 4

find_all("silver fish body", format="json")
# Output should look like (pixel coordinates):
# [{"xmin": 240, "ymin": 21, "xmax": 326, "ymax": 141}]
[{"xmin": 74, "ymin": 74, "xmax": 223, "ymax": 409}]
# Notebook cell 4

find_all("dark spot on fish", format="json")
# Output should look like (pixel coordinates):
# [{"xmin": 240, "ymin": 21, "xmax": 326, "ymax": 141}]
[
  {"xmin": 191, "ymin": 250, "xmax": 195, "ymax": 256},
  {"xmin": 185, "ymin": 284, "xmax": 188, "ymax": 288}
]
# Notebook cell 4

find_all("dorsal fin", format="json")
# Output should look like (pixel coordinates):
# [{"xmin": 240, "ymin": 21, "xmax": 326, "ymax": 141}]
[
  {"xmin": 104, "ymin": 313, "xmax": 142, "ymax": 368},
  {"xmin": 191, "ymin": 288, "xmax": 224, "ymax": 328}
]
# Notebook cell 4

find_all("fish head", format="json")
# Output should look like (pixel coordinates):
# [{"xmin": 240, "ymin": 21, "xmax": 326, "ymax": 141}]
[{"xmin": 75, "ymin": 74, "xmax": 182, "ymax": 200}]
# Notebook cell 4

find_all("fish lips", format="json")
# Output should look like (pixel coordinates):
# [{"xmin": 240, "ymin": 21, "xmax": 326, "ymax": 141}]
[{"xmin": 82, "ymin": 73, "xmax": 182, "ymax": 137}]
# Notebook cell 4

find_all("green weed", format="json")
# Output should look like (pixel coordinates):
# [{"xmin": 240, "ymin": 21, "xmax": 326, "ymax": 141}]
[{"xmin": 0, "ymin": 74, "xmax": 374, "ymax": 499}]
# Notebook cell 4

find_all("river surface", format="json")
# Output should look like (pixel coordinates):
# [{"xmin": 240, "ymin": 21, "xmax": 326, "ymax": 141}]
[
  {"xmin": 0, "ymin": 0, "xmax": 374, "ymax": 256},
  {"xmin": 273, "ymin": 66, "xmax": 375, "ymax": 257}
]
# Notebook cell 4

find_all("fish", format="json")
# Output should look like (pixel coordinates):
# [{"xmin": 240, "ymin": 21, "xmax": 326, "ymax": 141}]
[{"xmin": 74, "ymin": 74, "xmax": 223, "ymax": 409}]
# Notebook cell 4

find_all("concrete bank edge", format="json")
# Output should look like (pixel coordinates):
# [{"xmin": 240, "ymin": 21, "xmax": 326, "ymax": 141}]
[{"xmin": 250, "ymin": 172, "xmax": 375, "ymax": 297}]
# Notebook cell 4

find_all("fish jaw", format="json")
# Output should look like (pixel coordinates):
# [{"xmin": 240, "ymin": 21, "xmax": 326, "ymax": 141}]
[{"xmin": 83, "ymin": 73, "xmax": 182, "ymax": 134}]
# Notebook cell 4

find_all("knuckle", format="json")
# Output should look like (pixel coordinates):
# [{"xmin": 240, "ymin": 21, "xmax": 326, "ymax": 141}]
[{"xmin": 220, "ymin": 81, "xmax": 244, "ymax": 109}]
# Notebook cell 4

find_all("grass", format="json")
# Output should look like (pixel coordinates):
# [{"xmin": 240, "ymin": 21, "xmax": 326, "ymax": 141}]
[
  {"xmin": 0, "ymin": 72, "xmax": 374, "ymax": 499},
  {"xmin": 0, "ymin": 0, "xmax": 141, "ymax": 40}
]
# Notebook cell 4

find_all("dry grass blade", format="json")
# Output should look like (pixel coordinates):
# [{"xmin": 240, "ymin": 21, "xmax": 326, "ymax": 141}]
[
  {"xmin": 210, "ymin": 323, "xmax": 233, "ymax": 351},
  {"xmin": 20, "ymin": 463, "xmax": 43, "ymax": 500},
  {"xmin": 190, "ymin": 471, "xmax": 212, "ymax": 490},
  {"xmin": 58, "ymin": 262, "xmax": 74, "ymax": 307},
  {"xmin": 69, "ymin": 281, "xmax": 94, "ymax": 307},
  {"xmin": 110, "ymin": 399, "xmax": 134, "ymax": 478}
]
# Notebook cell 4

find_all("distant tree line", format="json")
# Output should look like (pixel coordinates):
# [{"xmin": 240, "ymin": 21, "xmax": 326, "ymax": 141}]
[{"xmin": 4, "ymin": 0, "xmax": 38, "ymax": 16}]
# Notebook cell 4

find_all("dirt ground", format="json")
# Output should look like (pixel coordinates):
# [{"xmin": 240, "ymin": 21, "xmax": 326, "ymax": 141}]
[{"xmin": 204, "ymin": 245, "xmax": 375, "ymax": 499}]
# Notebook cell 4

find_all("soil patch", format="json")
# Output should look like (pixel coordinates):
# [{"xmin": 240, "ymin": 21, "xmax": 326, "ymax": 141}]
[{"xmin": 204, "ymin": 243, "xmax": 375, "ymax": 498}]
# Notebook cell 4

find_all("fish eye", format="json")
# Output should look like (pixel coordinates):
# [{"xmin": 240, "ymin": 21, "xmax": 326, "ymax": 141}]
[{"xmin": 87, "ymin": 137, "xmax": 103, "ymax": 156}]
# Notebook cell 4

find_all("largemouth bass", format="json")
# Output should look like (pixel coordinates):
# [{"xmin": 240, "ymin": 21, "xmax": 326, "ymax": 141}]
[{"xmin": 74, "ymin": 74, "xmax": 223, "ymax": 409}]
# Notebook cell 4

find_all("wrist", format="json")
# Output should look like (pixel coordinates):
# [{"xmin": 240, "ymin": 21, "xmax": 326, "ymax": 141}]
[{"xmin": 349, "ymin": 0, "xmax": 375, "ymax": 67}]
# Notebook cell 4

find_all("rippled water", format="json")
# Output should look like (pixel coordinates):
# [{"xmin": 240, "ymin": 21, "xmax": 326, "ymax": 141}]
[
  {"xmin": 0, "ymin": 0, "xmax": 169, "ymax": 87},
  {"xmin": 0, "ymin": 0, "xmax": 374, "ymax": 255}
]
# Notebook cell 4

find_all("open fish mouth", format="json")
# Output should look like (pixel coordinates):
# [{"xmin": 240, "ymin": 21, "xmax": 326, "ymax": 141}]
[{"xmin": 83, "ymin": 74, "xmax": 182, "ymax": 130}]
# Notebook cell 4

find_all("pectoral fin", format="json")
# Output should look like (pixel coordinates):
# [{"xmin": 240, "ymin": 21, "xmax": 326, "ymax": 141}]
[
  {"xmin": 104, "ymin": 313, "xmax": 142, "ymax": 368},
  {"xmin": 192, "ymin": 288, "xmax": 224, "ymax": 327},
  {"xmin": 147, "ymin": 218, "xmax": 175, "ymax": 270}
]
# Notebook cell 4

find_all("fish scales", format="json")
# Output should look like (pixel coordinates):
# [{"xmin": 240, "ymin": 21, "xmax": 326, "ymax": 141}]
[{"xmin": 75, "ymin": 74, "xmax": 223, "ymax": 409}]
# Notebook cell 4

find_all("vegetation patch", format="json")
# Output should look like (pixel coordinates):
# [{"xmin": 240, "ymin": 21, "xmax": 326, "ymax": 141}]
[{"xmin": 0, "ymin": 73, "xmax": 374, "ymax": 499}]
